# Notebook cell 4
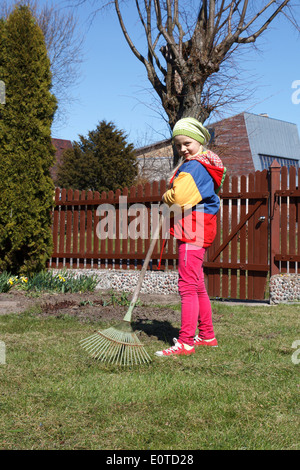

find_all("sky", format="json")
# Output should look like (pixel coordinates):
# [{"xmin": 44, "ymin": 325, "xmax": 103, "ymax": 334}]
[{"xmin": 46, "ymin": 1, "xmax": 300, "ymax": 148}]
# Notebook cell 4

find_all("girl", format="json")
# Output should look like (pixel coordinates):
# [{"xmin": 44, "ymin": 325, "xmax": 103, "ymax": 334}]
[{"xmin": 155, "ymin": 117, "xmax": 226, "ymax": 357}]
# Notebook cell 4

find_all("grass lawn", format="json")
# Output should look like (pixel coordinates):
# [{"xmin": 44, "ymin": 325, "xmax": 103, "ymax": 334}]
[{"xmin": 0, "ymin": 301, "xmax": 299, "ymax": 450}]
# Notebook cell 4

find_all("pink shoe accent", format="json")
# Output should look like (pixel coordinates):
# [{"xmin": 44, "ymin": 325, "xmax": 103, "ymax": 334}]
[
  {"xmin": 194, "ymin": 335, "xmax": 218, "ymax": 347},
  {"xmin": 155, "ymin": 339, "xmax": 195, "ymax": 357}
]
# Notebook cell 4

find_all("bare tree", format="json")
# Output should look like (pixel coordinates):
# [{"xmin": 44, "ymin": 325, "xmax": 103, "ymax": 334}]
[
  {"xmin": 1, "ymin": 0, "xmax": 85, "ymax": 126},
  {"xmin": 86, "ymin": 0, "xmax": 297, "ymax": 131}
]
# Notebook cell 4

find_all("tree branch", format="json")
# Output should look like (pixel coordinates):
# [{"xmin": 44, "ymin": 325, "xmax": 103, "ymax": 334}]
[
  {"xmin": 153, "ymin": 0, "xmax": 185, "ymax": 68},
  {"xmin": 114, "ymin": 0, "xmax": 166, "ymax": 99},
  {"xmin": 114, "ymin": 0, "xmax": 146, "ymax": 65},
  {"xmin": 237, "ymin": 0, "xmax": 291, "ymax": 43},
  {"xmin": 86, "ymin": 0, "xmax": 297, "ymax": 133}
]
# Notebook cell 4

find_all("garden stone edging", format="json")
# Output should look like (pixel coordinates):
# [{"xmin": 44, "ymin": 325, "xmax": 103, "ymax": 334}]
[
  {"xmin": 51, "ymin": 268, "xmax": 179, "ymax": 295},
  {"xmin": 269, "ymin": 274, "xmax": 300, "ymax": 305},
  {"xmin": 50, "ymin": 270, "xmax": 300, "ymax": 304}
]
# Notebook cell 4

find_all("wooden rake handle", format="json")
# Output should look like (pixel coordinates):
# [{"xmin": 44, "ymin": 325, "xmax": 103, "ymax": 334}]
[{"xmin": 123, "ymin": 208, "xmax": 165, "ymax": 322}]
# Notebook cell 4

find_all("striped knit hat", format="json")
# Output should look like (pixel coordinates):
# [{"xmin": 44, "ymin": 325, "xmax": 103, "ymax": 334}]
[{"xmin": 172, "ymin": 117, "xmax": 211, "ymax": 145}]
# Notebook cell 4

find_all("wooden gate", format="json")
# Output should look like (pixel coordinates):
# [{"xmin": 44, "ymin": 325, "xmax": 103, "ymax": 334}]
[
  {"xmin": 50, "ymin": 163, "xmax": 299, "ymax": 301},
  {"xmin": 204, "ymin": 169, "xmax": 270, "ymax": 300}
]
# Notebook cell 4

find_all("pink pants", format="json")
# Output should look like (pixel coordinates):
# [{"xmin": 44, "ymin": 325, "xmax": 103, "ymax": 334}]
[{"xmin": 177, "ymin": 241, "xmax": 215, "ymax": 346}]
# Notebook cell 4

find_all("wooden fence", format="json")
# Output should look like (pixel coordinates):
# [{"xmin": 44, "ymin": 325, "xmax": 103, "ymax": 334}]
[
  {"xmin": 49, "ymin": 162, "xmax": 300, "ymax": 300},
  {"xmin": 50, "ymin": 180, "xmax": 171, "ymax": 270},
  {"xmin": 270, "ymin": 163, "xmax": 300, "ymax": 275}
]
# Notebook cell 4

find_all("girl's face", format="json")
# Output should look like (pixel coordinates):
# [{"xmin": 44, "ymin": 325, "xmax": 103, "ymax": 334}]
[{"xmin": 174, "ymin": 135, "xmax": 202, "ymax": 158}]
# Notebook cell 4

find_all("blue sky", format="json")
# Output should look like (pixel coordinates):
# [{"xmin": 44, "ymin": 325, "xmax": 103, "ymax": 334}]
[{"xmin": 50, "ymin": 1, "xmax": 300, "ymax": 148}]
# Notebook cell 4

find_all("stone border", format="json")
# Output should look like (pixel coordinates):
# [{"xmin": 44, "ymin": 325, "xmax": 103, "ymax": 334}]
[
  {"xmin": 50, "ymin": 269, "xmax": 300, "ymax": 304},
  {"xmin": 51, "ymin": 268, "xmax": 179, "ymax": 295},
  {"xmin": 269, "ymin": 274, "xmax": 300, "ymax": 305}
]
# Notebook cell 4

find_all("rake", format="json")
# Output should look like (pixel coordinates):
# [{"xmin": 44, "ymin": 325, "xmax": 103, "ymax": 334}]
[{"xmin": 80, "ymin": 212, "xmax": 164, "ymax": 366}]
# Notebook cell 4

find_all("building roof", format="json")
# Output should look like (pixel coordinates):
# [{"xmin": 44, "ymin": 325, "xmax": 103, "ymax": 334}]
[
  {"xmin": 52, "ymin": 138, "xmax": 73, "ymax": 161},
  {"xmin": 135, "ymin": 138, "xmax": 171, "ymax": 156},
  {"xmin": 243, "ymin": 112, "xmax": 300, "ymax": 169}
]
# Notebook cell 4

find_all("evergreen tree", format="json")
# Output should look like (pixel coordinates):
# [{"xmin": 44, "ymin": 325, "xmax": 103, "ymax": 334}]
[
  {"xmin": 56, "ymin": 120, "xmax": 138, "ymax": 193},
  {"xmin": 0, "ymin": 5, "xmax": 57, "ymax": 274}
]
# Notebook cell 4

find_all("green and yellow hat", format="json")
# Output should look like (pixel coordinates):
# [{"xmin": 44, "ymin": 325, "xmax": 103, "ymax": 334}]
[{"xmin": 172, "ymin": 117, "xmax": 211, "ymax": 145}]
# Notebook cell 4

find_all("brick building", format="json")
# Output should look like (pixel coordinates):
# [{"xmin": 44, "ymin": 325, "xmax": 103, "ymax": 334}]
[
  {"xmin": 51, "ymin": 138, "xmax": 73, "ymax": 182},
  {"xmin": 135, "ymin": 112, "xmax": 300, "ymax": 179}
]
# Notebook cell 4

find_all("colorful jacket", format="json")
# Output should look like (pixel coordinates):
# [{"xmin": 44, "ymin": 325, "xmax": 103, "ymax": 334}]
[{"xmin": 163, "ymin": 150, "xmax": 226, "ymax": 247}]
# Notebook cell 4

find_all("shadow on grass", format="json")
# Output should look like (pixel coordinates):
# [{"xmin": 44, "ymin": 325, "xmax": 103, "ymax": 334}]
[{"xmin": 133, "ymin": 319, "xmax": 179, "ymax": 346}]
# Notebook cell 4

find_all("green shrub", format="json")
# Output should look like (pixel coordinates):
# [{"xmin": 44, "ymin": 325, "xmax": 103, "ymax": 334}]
[
  {"xmin": 0, "ymin": 5, "xmax": 57, "ymax": 275},
  {"xmin": 56, "ymin": 120, "xmax": 138, "ymax": 192}
]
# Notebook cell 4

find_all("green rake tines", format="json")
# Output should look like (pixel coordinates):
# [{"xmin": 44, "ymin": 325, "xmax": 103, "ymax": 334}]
[
  {"xmin": 80, "ymin": 212, "xmax": 164, "ymax": 366},
  {"xmin": 79, "ymin": 320, "xmax": 152, "ymax": 366}
]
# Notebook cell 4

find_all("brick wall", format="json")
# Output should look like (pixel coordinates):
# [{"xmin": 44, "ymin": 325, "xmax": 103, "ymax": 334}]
[
  {"xmin": 51, "ymin": 138, "xmax": 73, "ymax": 182},
  {"xmin": 209, "ymin": 113, "xmax": 255, "ymax": 176}
]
